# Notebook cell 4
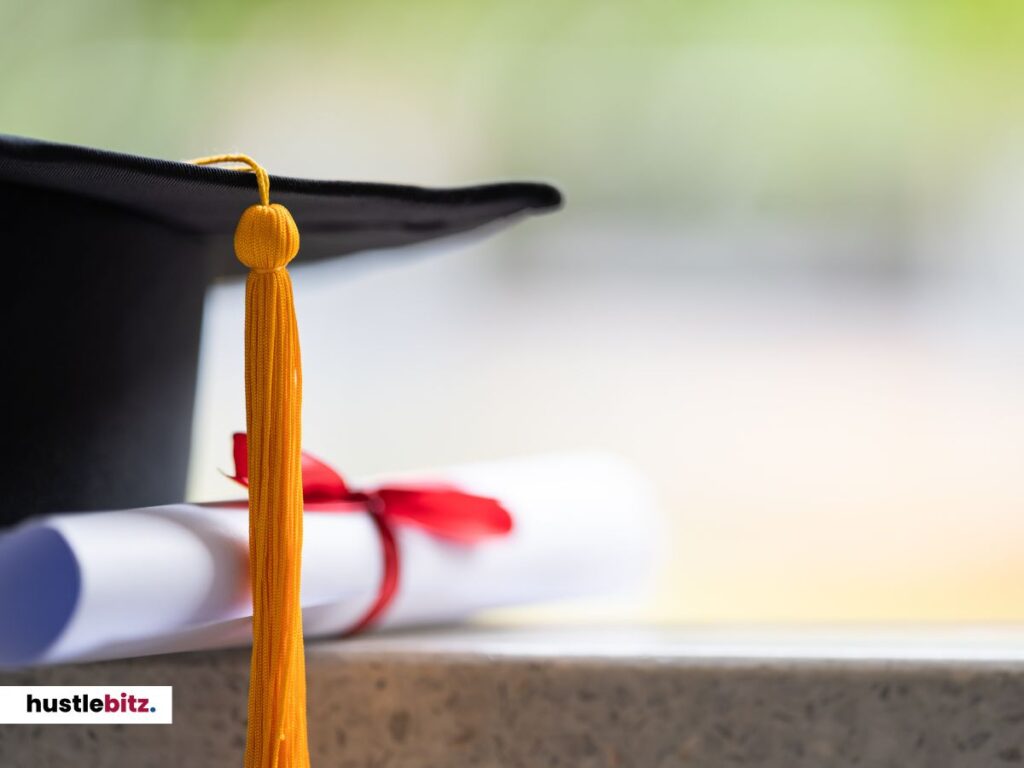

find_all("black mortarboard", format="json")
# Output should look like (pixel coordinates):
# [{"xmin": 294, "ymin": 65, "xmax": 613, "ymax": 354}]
[{"xmin": 1, "ymin": 134, "xmax": 561, "ymax": 526}]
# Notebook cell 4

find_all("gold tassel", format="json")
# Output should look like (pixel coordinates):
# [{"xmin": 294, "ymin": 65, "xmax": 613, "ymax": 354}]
[{"xmin": 192, "ymin": 154, "xmax": 309, "ymax": 768}]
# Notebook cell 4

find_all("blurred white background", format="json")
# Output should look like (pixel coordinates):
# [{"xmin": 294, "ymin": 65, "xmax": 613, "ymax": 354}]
[{"xmin": 5, "ymin": 0, "xmax": 1024, "ymax": 621}]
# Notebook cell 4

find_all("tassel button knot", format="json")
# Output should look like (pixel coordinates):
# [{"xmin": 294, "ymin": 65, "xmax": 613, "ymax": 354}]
[{"xmin": 234, "ymin": 203, "xmax": 300, "ymax": 272}]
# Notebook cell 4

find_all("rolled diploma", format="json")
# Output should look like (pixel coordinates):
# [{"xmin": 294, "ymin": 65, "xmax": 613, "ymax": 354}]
[{"xmin": 0, "ymin": 452, "xmax": 659, "ymax": 666}]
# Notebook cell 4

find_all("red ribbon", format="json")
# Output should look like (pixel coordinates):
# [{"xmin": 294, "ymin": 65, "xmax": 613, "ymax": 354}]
[{"xmin": 226, "ymin": 433, "xmax": 513, "ymax": 636}]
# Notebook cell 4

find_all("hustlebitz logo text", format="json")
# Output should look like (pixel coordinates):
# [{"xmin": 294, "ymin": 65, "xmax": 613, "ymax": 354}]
[
  {"xmin": 0, "ymin": 685, "xmax": 172, "ymax": 724},
  {"xmin": 27, "ymin": 691, "xmax": 157, "ymax": 714}
]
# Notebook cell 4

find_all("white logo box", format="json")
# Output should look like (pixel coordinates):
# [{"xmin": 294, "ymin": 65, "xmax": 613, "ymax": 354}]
[{"xmin": 0, "ymin": 686, "xmax": 172, "ymax": 724}]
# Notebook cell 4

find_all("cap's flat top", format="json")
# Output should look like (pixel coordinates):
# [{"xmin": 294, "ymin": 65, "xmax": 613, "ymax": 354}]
[{"xmin": 0, "ymin": 134, "xmax": 561, "ymax": 263}]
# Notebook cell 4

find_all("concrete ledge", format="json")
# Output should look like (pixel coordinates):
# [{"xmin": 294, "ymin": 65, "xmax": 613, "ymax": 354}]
[{"xmin": 2, "ymin": 626, "xmax": 1024, "ymax": 767}]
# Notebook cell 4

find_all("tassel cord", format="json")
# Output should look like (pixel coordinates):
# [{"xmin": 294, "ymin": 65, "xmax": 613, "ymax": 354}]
[{"xmin": 192, "ymin": 154, "xmax": 310, "ymax": 768}]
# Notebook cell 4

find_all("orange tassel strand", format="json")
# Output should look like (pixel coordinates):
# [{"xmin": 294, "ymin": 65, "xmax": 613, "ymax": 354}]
[{"xmin": 192, "ymin": 154, "xmax": 310, "ymax": 768}]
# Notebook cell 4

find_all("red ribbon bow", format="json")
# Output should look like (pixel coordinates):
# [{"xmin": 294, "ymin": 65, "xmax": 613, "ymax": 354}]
[{"xmin": 227, "ymin": 433, "xmax": 513, "ymax": 635}]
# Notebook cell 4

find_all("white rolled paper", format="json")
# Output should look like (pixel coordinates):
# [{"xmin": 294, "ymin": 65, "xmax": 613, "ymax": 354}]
[{"xmin": 0, "ymin": 453, "xmax": 660, "ymax": 666}]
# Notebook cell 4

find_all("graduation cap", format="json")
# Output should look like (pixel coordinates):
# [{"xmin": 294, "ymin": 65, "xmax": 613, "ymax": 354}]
[
  {"xmin": 3, "ymin": 134, "xmax": 560, "ymax": 767},
  {"xmin": 2, "ymin": 135, "xmax": 560, "ymax": 527}
]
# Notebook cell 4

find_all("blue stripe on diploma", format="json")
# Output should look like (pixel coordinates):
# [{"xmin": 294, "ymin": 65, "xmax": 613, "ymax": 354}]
[{"xmin": 0, "ymin": 526, "xmax": 80, "ymax": 667}]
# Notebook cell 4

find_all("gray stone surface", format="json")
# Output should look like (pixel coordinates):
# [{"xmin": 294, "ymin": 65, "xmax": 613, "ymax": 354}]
[{"xmin": 1, "ymin": 626, "xmax": 1024, "ymax": 767}]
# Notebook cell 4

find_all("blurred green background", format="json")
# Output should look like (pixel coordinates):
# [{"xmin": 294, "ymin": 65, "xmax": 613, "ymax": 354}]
[
  {"xmin": 6, "ymin": 1, "xmax": 1024, "ymax": 219},
  {"xmin": 6, "ymin": 0, "xmax": 1024, "ymax": 622}
]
